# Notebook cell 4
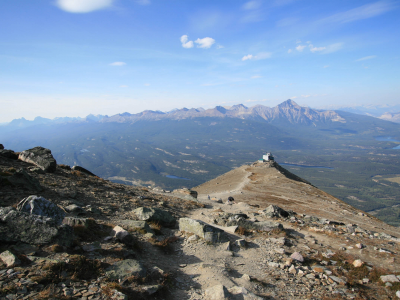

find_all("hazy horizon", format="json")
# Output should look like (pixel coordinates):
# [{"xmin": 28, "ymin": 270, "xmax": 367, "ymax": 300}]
[{"xmin": 1, "ymin": 0, "xmax": 399, "ymax": 122}]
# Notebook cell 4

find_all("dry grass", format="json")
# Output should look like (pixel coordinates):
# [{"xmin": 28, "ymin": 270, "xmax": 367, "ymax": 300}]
[
  {"xmin": 236, "ymin": 226, "xmax": 252, "ymax": 236},
  {"xmin": 149, "ymin": 236, "xmax": 179, "ymax": 253},
  {"xmin": 50, "ymin": 244, "xmax": 63, "ymax": 253},
  {"xmin": 58, "ymin": 164, "xmax": 71, "ymax": 170},
  {"xmin": 71, "ymin": 170, "xmax": 84, "ymax": 177}
]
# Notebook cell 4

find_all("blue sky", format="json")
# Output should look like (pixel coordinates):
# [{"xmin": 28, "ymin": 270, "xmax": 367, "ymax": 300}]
[{"xmin": 0, "ymin": 0, "xmax": 399, "ymax": 121}]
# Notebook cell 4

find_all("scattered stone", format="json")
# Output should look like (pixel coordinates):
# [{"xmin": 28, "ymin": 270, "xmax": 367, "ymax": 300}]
[
  {"xmin": 228, "ymin": 286, "xmax": 264, "ymax": 300},
  {"xmin": 18, "ymin": 146, "xmax": 57, "ymax": 173},
  {"xmin": 329, "ymin": 276, "xmax": 347, "ymax": 285},
  {"xmin": 17, "ymin": 195, "xmax": 66, "ymax": 226},
  {"xmin": 118, "ymin": 220, "xmax": 154, "ymax": 234},
  {"xmin": 62, "ymin": 217, "xmax": 95, "ymax": 228},
  {"xmin": 105, "ymin": 259, "xmax": 146, "ymax": 280},
  {"xmin": 205, "ymin": 284, "xmax": 229, "ymax": 300},
  {"xmin": 187, "ymin": 234, "xmax": 200, "ymax": 242},
  {"xmin": 380, "ymin": 275, "xmax": 400, "ymax": 283},
  {"xmin": 134, "ymin": 207, "xmax": 176, "ymax": 227},
  {"xmin": 179, "ymin": 218, "xmax": 226, "ymax": 243},
  {"xmin": 241, "ymin": 274, "xmax": 251, "ymax": 281},
  {"xmin": 290, "ymin": 252, "xmax": 304, "ymax": 263},
  {"xmin": 355, "ymin": 243, "xmax": 364, "ymax": 249},
  {"xmin": 353, "ymin": 259, "xmax": 364, "ymax": 267},
  {"xmin": 65, "ymin": 204, "xmax": 85, "ymax": 214},
  {"xmin": 142, "ymin": 285, "xmax": 161, "ymax": 295},
  {"xmin": 110, "ymin": 289, "xmax": 128, "ymax": 300},
  {"xmin": 0, "ymin": 250, "xmax": 21, "ymax": 267},
  {"xmin": 260, "ymin": 204, "xmax": 289, "ymax": 218},
  {"xmin": 111, "ymin": 226, "xmax": 135, "ymax": 246}
]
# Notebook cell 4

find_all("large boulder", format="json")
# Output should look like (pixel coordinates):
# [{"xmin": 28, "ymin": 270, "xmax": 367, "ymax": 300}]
[
  {"xmin": 105, "ymin": 259, "xmax": 146, "ymax": 280},
  {"xmin": 7, "ymin": 169, "xmax": 43, "ymax": 191},
  {"xmin": 179, "ymin": 218, "xmax": 226, "ymax": 243},
  {"xmin": 0, "ymin": 207, "xmax": 73, "ymax": 246},
  {"xmin": 133, "ymin": 207, "xmax": 175, "ymax": 227},
  {"xmin": 17, "ymin": 195, "xmax": 66, "ymax": 226},
  {"xmin": 18, "ymin": 147, "xmax": 57, "ymax": 173}
]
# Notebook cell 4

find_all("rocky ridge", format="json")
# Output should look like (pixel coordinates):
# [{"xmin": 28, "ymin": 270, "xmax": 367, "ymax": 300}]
[{"xmin": 0, "ymin": 146, "xmax": 399, "ymax": 299}]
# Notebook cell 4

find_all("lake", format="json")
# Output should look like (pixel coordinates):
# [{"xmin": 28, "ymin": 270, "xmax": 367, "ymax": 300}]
[
  {"xmin": 375, "ymin": 136, "xmax": 400, "ymax": 149},
  {"xmin": 280, "ymin": 163, "xmax": 334, "ymax": 170},
  {"xmin": 166, "ymin": 175, "xmax": 191, "ymax": 180}
]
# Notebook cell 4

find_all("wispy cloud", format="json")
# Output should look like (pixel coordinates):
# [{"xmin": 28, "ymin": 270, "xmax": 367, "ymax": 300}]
[
  {"xmin": 109, "ymin": 62, "xmax": 126, "ymax": 66},
  {"xmin": 180, "ymin": 35, "xmax": 194, "ymax": 49},
  {"xmin": 309, "ymin": 45, "xmax": 326, "ymax": 52},
  {"xmin": 356, "ymin": 55, "xmax": 377, "ymax": 61},
  {"xmin": 56, "ymin": 0, "xmax": 115, "ymax": 13},
  {"xmin": 322, "ymin": 1, "xmax": 396, "ymax": 24},
  {"xmin": 195, "ymin": 37, "xmax": 216, "ymax": 49},
  {"xmin": 251, "ymin": 75, "xmax": 262, "ymax": 79},
  {"xmin": 322, "ymin": 42, "xmax": 343, "ymax": 54},
  {"xmin": 296, "ymin": 45, "xmax": 306, "ymax": 51},
  {"xmin": 287, "ymin": 49, "xmax": 293, "ymax": 53},
  {"xmin": 242, "ymin": 52, "xmax": 271, "ymax": 61}
]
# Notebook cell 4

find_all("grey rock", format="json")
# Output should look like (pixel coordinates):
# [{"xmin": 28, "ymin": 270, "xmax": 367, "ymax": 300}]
[
  {"xmin": 133, "ymin": 207, "xmax": 175, "ymax": 227},
  {"xmin": 18, "ymin": 147, "xmax": 57, "ymax": 173},
  {"xmin": 111, "ymin": 226, "xmax": 135, "ymax": 246},
  {"xmin": 118, "ymin": 220, "xmax": 154, "ymax": 234},
  {"xmin": 380, "ymin": 275, "xmax": 400, "ymax": 283},
  {"xmin": 205, "ymin": 284, "xmax": 229, "ymax": 300},
  {"xmin": 142, "ymin": 285, "xmax": 161, "ymax": 295},
  {"xmin": 17, "ymin": 195, "xmax": 66, "ymax": 226},
  {"xmin": 251, "ymin": 221, "xmax": 283, "ymax": 231},
  {"xmin": 7, "ymin": 169, "xmax": 42, "ymax": 191},
  {"xmin": 71, "ymin": 165, "xmax": 97, "ymax": 176},
  {"xmin": 29, "ymin": 167, "xmax": 45, "ymax": 174},
  {"xmin": 105, "ymin": 259, "xmax": 145, "ymax": 280},
  {"xmin": 396, "ymin": 290, "xmax": 400, "ymax": 298},
  {"xmin": 260, "ymin": 204, "xmax": 289, "ymax": 218},
  {"xmin": 179, "ymin": 218, "xmax": 226, "ymax": 243},
  {"xmin": 228, "ymin": 286, "xmax": 264, "ymax": 300},
  {"xmin": 62, "ymin": 217, "xmax": 95, "ymax": 228},
  {"xmin": 0, "ymin": 207, "xmax": 73, "ymax": 246},
  {"xmin": 0, "ymin": 250, "xmax": 21, "ymax": 267},
  {"xmin": 110, "ymin": 289, "xmax": 128, "ymax": 300},
  {"xmin": 65, "ymin": 204, "xmax": 85, "ymax": 214},
  {"xmin": 236, "ymin": 239, "xmax": 247, "ymax": 248},
  {"xmin": 290, "ymin": 252, "xmax": 304, "ymax": 263}
]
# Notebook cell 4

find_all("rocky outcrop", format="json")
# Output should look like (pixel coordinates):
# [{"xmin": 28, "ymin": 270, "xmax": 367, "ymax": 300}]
[
  {"xmin": 0, "ymin": 144, "xmax": 4, "ymax": 149},
  {"xmin": 260, "ymin": 204, "xmax": 290, "ymax": 218},
  {"xmin": 17, "ymin": 195, "xmax": 66, "ymax": 226},
  {"xmin": 7, "ymin": 169, "xmax": 42, "ymax": 191},
  {"xmin": 71, "ymin": 165, "xmax": 97, "ymax": 176},
  {"xmin": 133, "ymin": 207, "xmax": 175, "ymax": 227},
  {"xmin": 0, "ymin": 149, "xmax": 18, "ymax": 159},
  {"xmin": 18, "ymin": 146, "xmax": 57, "ymax": 173},
  {"xmin": 0, "ymin": 207, "xmax": 73, "ymax": 246},
  {"xmin": 179, "ymin": 218, "xmax": 226, "ymax": 243}
]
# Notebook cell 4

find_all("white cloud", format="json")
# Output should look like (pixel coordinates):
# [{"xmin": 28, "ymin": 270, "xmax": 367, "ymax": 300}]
[
  {"xmin": 242, "ymin": 54, "xmax": 253, "ymax": 61},
  {"xmin": 180, "ymin": 35, "xmax": 194, "ymax": 49},
  {"xmin": 109, "ymin": 62, "xmax": 126, "ymax": 66},
  {"xmin": 216, "ymin": 45, "xmax": 224, "ymax": 49},
  {"xmin": 309, "ymin": 45, "xmax": 326, "ymax": 52},
  {"xmin": 56, "ymin": 0, "xmax": 114, "ymax": 13},
  {"xmin": 251, "ymin": 75, "xmax": 262, "ymax": 79},
  {"xmin": 243, "ymin": 0, "xmax": 262, "ymax": 10},
  {"xmin": 242, "ymin": 52, "xmax": 272, "ymax": 61},
  {"xmin": 287, "ymin": 49, "xmax": 293, "ymax": 53},
  {"xmin": 323, "ymin": 42, "xmax": 343, "ymax": 53},
  {"xmin": 356, "ymin": 55, "xmax": 377, "ymax": 61},
  {"xmin": 296, "ymin": 45, "xmax": 306, "ymax": 51},
  {"xmin": 195, "ymin": 37, "xmax": 216, "ymax": 49},
  {"xmin": 323, "ymin": 1, "xmax": 395, "ymax": 24}
]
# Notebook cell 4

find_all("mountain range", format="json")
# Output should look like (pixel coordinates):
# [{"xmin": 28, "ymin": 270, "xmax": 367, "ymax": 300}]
[{"xmin": 1, "ymin": 99, "xmax": 400, "ymax": 226}]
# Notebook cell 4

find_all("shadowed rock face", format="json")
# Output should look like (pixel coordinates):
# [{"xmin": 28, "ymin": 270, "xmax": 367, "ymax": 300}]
[
  {"xmin": 133, "ymin": 207, "xmax": 176, "ymax": 227},
  {"xmin": 7, "ymin": 169, "xmax": 42, "ymax": 191},
  {"xmin": 0, "ymin": 207, "xmax": 73, "ymax": 246},
  {"xmin": 18, "ymin": 146, "xmax": 57, "ymax": 173}
]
